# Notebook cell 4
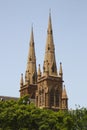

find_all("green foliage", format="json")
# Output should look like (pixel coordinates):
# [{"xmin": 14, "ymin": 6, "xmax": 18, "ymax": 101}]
[{"xmin": 0, "ymin": 97, "xmax": 87, "ymax": 130}]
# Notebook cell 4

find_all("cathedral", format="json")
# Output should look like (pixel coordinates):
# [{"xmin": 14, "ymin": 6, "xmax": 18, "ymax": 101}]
[{"xmin": 20, "ymin": 13, "xmax": 68, "ymax": 110}]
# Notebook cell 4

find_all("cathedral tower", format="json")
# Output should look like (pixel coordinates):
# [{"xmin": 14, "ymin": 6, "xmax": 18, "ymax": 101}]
[
  {"xmin": 20, "ymin": 27, "xmax": 37, "ymax": 98},
  {"xmin": 36, "ymin": 13, "xmax": 68, "ymax": 110},
  {"xmin": 20, "ymin": 13, "xmax": 68, "ymax": 110},
  {"xmin": 25, "ymin": 26, "xmax": 37, "ymax": 85}
]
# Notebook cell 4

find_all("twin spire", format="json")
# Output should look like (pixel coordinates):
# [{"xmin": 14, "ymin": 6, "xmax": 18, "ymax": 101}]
[
  {"xmin": 43, "ymin": 12, "xmax": 57, "ymax": 76},
  {"xmin": 25, "ymin": 26, "xmax": 37, "ymax": 84},
  {"xmin": 20, "ymin": 13, "xmax": 64, "ymax": 85},
  {"xmin": 20, "ymin": 12, "xmax": 68, "ymax": 109}
]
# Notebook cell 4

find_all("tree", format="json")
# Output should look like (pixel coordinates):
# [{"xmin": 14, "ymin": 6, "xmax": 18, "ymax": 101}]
[{"xmin": 0, "ymin": 98, "xmax": 87, "ymax": 130}]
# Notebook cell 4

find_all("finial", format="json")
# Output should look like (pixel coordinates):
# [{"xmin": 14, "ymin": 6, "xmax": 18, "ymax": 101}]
[
  {"xmin": 49, "ymin": 9, "xmax": 52, "ymax": 23},
  {"xmin": 31, "ymin": 23, "xmax": 33, "ymax": 35},
  {"xmin": 31, "ymin": 23, "xmax": 33, "ymax": 31},
  {"xmin": 20, "ymin": 73, "xmax": 24, "ymax": 87},
  {"xmin": 21, "ymin": 73, "xmax": 23, "ymax": 80},
  {"xmin": 47, "ymin": 9, "xmax": 52, "ymax": 34},
  {"xmin": 49, "ymin": 8, "xmax": 51, "ymax": 21},
  {"xmin": 30, "ymin": 24, "xmax": 34, "ymax": 45},
  {"xmin": 49, "ymin": 8, "xmax": 51, "ymax": 16},
  {"xmin": 59, "ymin": 62, "xmax": 63, "ymax": 77},
  {"xmin": 38, "ymin": 64, "xmax": 41, "ymax": 78},
  {"xmin": 60, "ymin": 62, "xmax": 61, "ymax": 66}
]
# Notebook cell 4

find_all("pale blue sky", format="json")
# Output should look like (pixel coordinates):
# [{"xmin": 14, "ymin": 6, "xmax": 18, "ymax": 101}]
[{"xmin": 0, "ymin": 0, "xmax": 87, "ymax": 109}]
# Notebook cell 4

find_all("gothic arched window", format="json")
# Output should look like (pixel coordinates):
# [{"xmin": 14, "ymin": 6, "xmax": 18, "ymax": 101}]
[
  {"xmin": 55, "ymin": 89, "xmax": 59, "ymax": 107},
  {"xmin": 50, "ymin": 88, "xmax": 54, "ymax": 107}
]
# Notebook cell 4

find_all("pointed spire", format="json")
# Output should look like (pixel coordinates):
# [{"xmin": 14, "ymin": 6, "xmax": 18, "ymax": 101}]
[
  {"xmin": 30, "ymin": 25, "xmax": 34, "ymax": 45},
  {"xmin": 62, "ymin": 85, "xmax": 68, "ymax": 99},
  {"xmin": 59, "ymin": 62, "xmax": 63, "ymax": 77},
  {"xmin": 43, "ymin": 12, "xmax": 57, "ymax": 76},
  {"xmin": 45, "ymin": 12, "xmax": 54, "ymax": 53},
  {"xmin": 28, "ymin": 26, "xmax": 35, "ymax": 61},
  {"xmin": 37, "ymin": 64, "xmax": 41, "ymax": 78},
  {"xmin": 25, "ymin": 26, "xmax": 37, "ymax": 84},
  {"xmin": 62, "ymin": 85, "xmax": 68, "ymax": 110},
  {"xmin": 20, "ymin": 73, "xmax": 24, "ymax": 88},
  {"xmin": 48, "ymin": 10, "xmax": 52, "ymax": 34}
]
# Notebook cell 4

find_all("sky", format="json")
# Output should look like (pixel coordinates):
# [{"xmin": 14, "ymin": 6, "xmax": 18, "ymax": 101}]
[{"xmin": 0, "ymin": 0, "xmax": 87, "ymax": 109}]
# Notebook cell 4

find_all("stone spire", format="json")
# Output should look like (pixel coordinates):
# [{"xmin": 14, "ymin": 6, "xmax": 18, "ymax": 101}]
[
  {"xmin": 62, "ymin": 85, "xmax": 68, "ymax": 109},
  {"xmin": 43, "ymin": 12, "xmax": 57, "ymax": 76},
  {"xmin": 62, "ymin": 85, "xmax": 68, "ymax": 99},
  {"xmin": 25, "ymin": 26, "xmax": 37, "ymax": 84}
]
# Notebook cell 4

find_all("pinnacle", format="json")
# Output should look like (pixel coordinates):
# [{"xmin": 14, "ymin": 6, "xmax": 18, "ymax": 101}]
[
  {"xmin": 59, "ymin": 62, "xmax": 63, "ymax": 76},
  {"xmin": 38, "ymin": 64, "xmax": 41, "ymax": 77},
  {"xmin": 20, "ymin": 73, "xmax": 24, "ymax": 86},
  {"xmin": 62, "ymin": 85, "xmax": 68, "ymax": 99}
]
